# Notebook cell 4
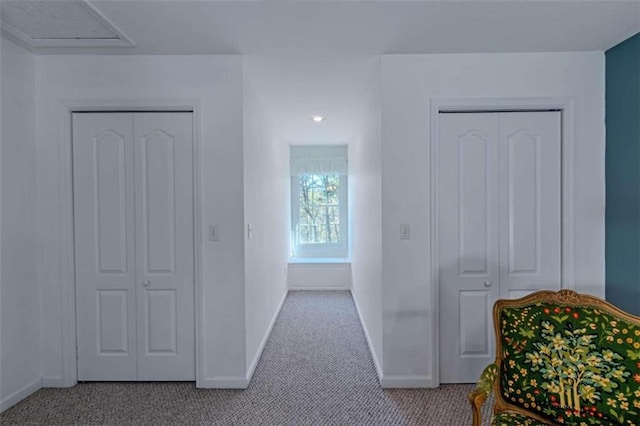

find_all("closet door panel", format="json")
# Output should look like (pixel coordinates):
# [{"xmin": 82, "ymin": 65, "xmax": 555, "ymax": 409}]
[
  {"xmin": 134, "ymin": 113, "xmax": 195, "ymax": 380},
  {"xmin": 438, "ymin": 113, "xmax": 501, "ymax": 384},
  {"xmin": 74, "ymin": 113, "xmax": 137, "ymax": 380},
  {"xmin": 498, "ymin": 112, "xmax": 562, "ymax": 296}
]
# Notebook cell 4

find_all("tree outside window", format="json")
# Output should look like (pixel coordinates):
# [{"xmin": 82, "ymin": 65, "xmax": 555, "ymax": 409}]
[{"xmin": 297, "ymin": 174, "xmax": 341, "ymax": 245}]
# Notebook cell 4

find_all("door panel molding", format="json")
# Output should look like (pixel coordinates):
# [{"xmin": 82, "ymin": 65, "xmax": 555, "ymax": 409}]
[
  {"xmin": 458, "ymin": 290, "xmax": 491, "ymax": 357},
  {"xmin": 57, "ymin": 99, "xmax": 203, "ymax": 387},
  {"xmin": 458, "ymin": 130, "xmax": 491, "ymax": 276},
  {"xmin": 94, "ymin": 130, "xmax": 128, "ymax": 275},
  {"xmin": 430, "ymin": 97, "xmax": 576, "ymax": 387},
  {"xmin": 506, "ymin": 129, "xmax": 540, "ymax": 275}
]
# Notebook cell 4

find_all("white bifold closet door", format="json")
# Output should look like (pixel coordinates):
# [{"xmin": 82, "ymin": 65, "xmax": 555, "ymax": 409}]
[
  {"xmin": 74, "ymin": 112, "xmax": 195, "ymax": 381},
  {"xmin": 438, "ymin": 111, "xmax": 561, "ymax": 384}
]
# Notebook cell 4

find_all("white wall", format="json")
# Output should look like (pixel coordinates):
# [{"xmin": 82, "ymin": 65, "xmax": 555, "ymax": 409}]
[
  {"xmin": 288, "ymin": 263, "xmax": 352, "ymax": 290},
  {"xmin": 242, "ymin": 57, "xmax": 289, "ymax": 383},
  {"xmin": 349, "ymin": 57, "xmax": 383, "ymax": 380},
  {"xmin": 34, "ymin": 54, "xmax": 246, "ymax": 388},
  {"xmin": 2, "ymin": 47, "xmax": 603, "ymax": 401},
  {"xmin": 380, "ymin": 52, "xmax": 605, "ymax": 385},
  {"xmin": 0, "ymin": 37, "xmax": 41, "ymax": 411}
]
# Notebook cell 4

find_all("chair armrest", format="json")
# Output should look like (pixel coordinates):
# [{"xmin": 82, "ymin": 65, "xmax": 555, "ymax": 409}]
[{"xmin": 468, "ymin": 363, "xmax": 499, "ymax": 426}]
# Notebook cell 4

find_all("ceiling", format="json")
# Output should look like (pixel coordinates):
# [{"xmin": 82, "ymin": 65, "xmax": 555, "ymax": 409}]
[
  {"xmin": 244, "ymin": 55, "xmax": 379, "ymax": 144},
  {"xmin": 2, "ymin": 1, "xmax": 637, "ymax": 145},
  {"xmin": 2, "ymin": 0, "xmax": 639, "ymax": 55}
]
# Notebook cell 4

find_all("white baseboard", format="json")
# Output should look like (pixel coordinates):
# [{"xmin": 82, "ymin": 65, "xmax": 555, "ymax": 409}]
[
  {"xmin": 0, "ymin": 378, "xmax": 42, "ymax": 413},
  {"xmin": 289, "ymin": 286, "xmax": 351, "ymax": 291},
  {"xmin": 198, "ymin": 377, "xmax": 248, "ymax": 389},
  {"xmin": 41, "ymin": 377, "xmax": 67, "ymax": 387},
  {"xmin": 245, "ymin": 289, "xmax": 287, "ymax": 384},
  {"xmin": 350, "ymin": 290, "xmax": 383, "ymax": 384},
  {"xmin": 380, "ymin": 375, "xmax": 435, "ymax": 388}
]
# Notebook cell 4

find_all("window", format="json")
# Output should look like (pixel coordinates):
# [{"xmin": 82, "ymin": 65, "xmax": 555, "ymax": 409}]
[{"xmin": 290, "ymin": 146, "xmax": 348, "ymax": 258}]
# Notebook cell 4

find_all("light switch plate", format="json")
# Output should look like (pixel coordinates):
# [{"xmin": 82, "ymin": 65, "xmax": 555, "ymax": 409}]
[
  {"xmin": 209, "ymin": 225, "xmax": 219, "ymax": 241},
  {"xmin": 400, "ymin": 224, "xmax": 410, "ymax": 240}
]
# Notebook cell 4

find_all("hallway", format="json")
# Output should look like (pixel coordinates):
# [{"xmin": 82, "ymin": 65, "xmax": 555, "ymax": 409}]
[{"xmin": 1, "ymin": 291, "xmax": 478, "ymax": 425}]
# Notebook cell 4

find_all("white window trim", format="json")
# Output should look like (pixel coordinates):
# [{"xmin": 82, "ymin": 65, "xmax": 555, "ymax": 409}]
[{"xmin": 291, "ymin": 174, "xmax": 348, "ymax": 258}]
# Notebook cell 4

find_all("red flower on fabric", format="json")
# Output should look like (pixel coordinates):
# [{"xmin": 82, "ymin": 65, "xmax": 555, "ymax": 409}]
[{"xmin": 633, "ymin": 373, "xmax": 640, "ymax": 383}]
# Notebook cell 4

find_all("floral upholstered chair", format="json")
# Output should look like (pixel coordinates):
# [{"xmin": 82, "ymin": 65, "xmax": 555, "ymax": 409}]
[{"xmin": 469, "ymin": 290, "xmax": 640, "ymax": 426}]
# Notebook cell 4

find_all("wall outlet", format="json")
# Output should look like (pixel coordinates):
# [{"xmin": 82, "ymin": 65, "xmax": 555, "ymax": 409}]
[
  {"xmin": 400, "ymin": 224, "xmax": 410, "ymax": 240},
  {"xmin": 208, "ymin": 225, "xmax": 219, "ymax": 241}
]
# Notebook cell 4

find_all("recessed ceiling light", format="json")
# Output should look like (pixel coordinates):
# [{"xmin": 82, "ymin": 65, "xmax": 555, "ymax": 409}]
[{"xmin": 310, "ymin": 115, "xmax": 326, "ymax": 123}]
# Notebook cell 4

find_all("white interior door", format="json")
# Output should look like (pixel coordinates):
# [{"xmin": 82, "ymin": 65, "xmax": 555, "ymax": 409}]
[
  {"xmin": 438, "ymin": 111, "xmax": 561, "ymax": 384},
  {"xmin": 134, "ymin": 113, "xmax": 195, "ymax": 380},
  {"xmin": 438, "ymin": 113, "xmax": 501, "ymax": 384},
  {"xmin": 75, "ymin": 113, "xmax": 137, "ymax": 380},
  {"xmin": 74, "ymin": 112, "xmax": 195, "ymax": 381}
]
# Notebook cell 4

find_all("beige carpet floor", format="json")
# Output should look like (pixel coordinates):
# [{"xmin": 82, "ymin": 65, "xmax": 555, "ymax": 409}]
[{"xmin": 0, "ymin": 291, "xmax": 490, "ymax": 425}]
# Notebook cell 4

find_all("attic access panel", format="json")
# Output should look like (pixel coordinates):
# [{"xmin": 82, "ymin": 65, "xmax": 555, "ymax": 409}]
[{"xmin": 0, "ymin": 0, "xmax": 134, "ymax": 47}]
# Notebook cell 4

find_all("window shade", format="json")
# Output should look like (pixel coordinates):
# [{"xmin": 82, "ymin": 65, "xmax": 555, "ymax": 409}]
[{"xmin": 290, "ymin": 145, "xmax": 348, "ymax": 175}]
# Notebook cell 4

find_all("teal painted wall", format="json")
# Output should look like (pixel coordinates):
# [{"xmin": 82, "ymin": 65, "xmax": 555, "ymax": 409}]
[{"xmin": 605, "ymin": 32, "xmax": 640, "ymax": 316}]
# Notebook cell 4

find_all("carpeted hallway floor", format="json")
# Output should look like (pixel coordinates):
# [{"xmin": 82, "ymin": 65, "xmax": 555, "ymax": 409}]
[{"xmin": 0, "ymin": 291, "xmax": 486, "ymax": 425}]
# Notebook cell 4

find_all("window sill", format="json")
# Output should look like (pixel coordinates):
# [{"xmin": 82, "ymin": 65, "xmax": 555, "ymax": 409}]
[{"xmin": 288, "ymin": 257, "xmax": 351, "ymax": 264}]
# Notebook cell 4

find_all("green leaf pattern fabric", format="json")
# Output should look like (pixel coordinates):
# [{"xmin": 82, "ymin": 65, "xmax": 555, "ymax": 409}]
[
  {"xmin": 478, "ymin": 363, "xmax": 499, "ymax": 394},
  {"xmin": 499, "ymin": 303, "xmax": 640, "ymax": 425},
  {"xmin": 492, "ymin": 412, "xmax": 549, "ymax": 426}
]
